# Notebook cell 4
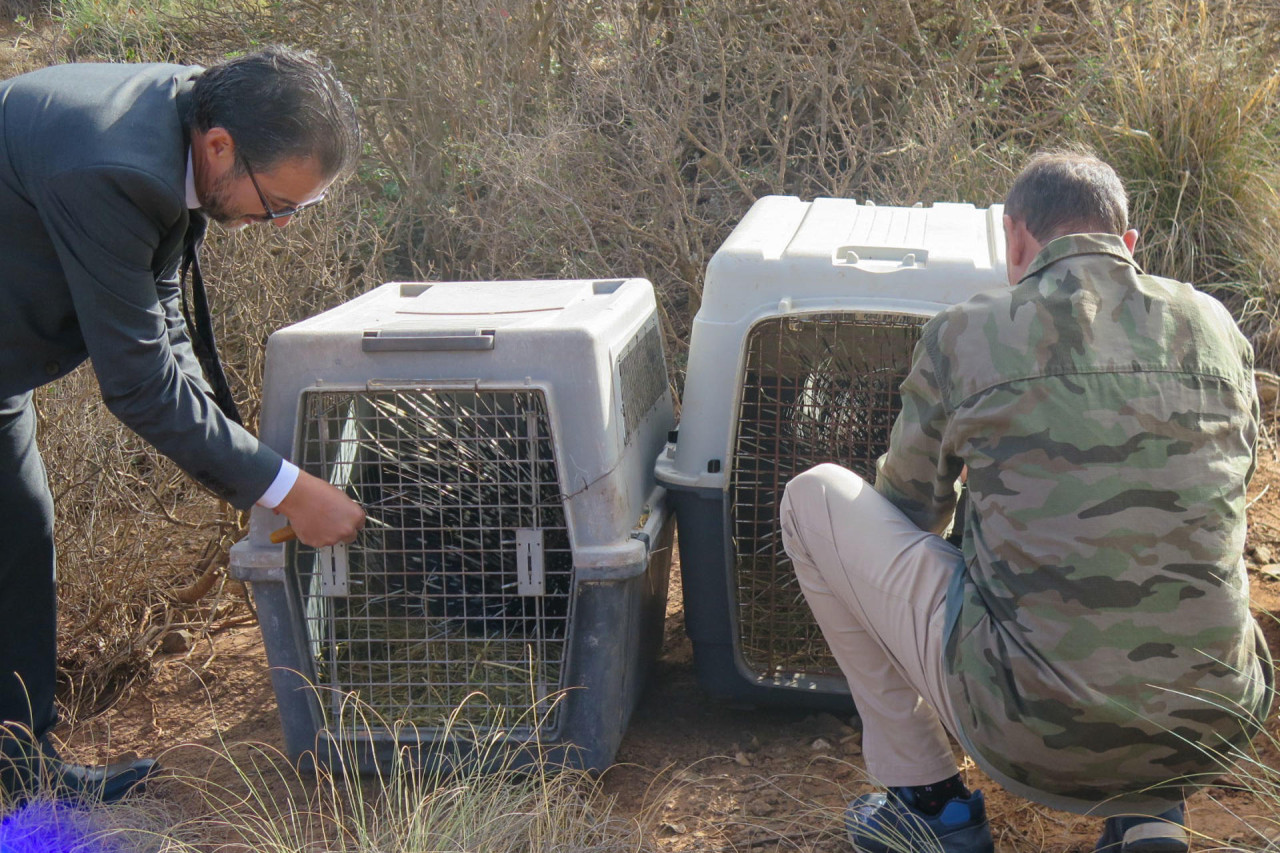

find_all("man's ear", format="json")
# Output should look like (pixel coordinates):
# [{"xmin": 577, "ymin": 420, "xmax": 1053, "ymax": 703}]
[
  {"xmin": 200, "ymin": 126, "xmax": 236, "ymax": 165},
  {"xmin": 1003, "ymin": 214, "xmax": 1040, "ymax": 286},
  {"xmin": 1122, "ymin": 228, "xmax": 1139, "ymax": 252}
]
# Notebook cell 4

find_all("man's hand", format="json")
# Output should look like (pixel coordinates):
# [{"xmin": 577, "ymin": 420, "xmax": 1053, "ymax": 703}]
[{"xmin": 273, "ymin": 470, "xmax": 365, "ymax": 546}]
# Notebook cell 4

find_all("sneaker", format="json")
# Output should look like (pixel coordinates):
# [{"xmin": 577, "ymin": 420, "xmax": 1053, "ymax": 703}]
[
  {"xmin": 1094, "ymin": 803, "xmax": 1188, "ymax": 853},
  {"xmin": 845, "ymin": 787, "xmax": 995, "ymax": 853}
]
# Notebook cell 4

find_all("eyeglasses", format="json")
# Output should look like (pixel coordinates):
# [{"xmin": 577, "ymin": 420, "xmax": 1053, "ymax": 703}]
[{"xmin": 240, "ymin": 154, "xmax": 326, "ymax": 221}]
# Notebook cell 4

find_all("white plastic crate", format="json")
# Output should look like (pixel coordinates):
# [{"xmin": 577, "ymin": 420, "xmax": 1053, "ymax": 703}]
[
  {"xmin": 231, "ymin": 278, "xmax": 674, "ymax": 773},
  {"xmin": 655, "ymin": 196, "xmax": 1006, "ymax": 709}
]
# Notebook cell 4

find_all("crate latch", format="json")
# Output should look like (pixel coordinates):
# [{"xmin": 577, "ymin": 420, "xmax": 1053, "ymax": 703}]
[
  {"xmin": 318, "ymin": 543, "xmax": 350, "ymax": 596},
  {"xmin": 516, "ymin": 528, "xmax": 545, "ymax": 596}
]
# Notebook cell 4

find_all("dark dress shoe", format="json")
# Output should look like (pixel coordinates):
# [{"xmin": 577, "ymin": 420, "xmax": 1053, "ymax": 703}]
[
  {"xmin": 48, "ymin": 757, "xmax": 160, "ymax": 804},
  {"xmin": 3, "ymin": 734, "xmax": 160, "ymax": 805},
  {"xmin": 35, "ymin": 735, "xmax": 160, "ymax": 804}
]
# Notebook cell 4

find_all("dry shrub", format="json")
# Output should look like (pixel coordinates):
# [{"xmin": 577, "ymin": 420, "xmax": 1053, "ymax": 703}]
[
  {"xmin": 34, "ymin": 369, "xmax": 225, "ymax": 719},
  {"xmin": 264, "ymin": 0, "xmax": 1097, "ymax": 368},
  {"xmin": 0, "ymin": 0, "xmax": 47, "ymax": 22},
  {"xmin": 1077, "ymin": 1, "xmax": 1280, "ymax": 353}
]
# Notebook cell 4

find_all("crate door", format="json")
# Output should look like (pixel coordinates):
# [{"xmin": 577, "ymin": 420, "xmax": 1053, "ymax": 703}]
[
  {"xmin": 292, "ymin": 387, "xmax": 574, "ymax": 737},
  {"xmin": 731, "ymin": 312, "xmax": 926, "ymax": 686}
]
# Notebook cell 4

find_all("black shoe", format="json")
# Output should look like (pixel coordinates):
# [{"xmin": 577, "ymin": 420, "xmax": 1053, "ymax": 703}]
[
  {"xmin": 36, "ymin": 735, "xmax": 159, "ymax": 804},
  {"xmin": 2, "ymin": 733, "xmax": 158, "ymax": 806},
  {"xmin": 44, "ymin": 757, "xmax": 159, "ymax": 803}
]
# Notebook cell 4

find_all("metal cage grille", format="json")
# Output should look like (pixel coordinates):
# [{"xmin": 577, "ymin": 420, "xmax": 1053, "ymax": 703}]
[
  {"xmin": 292, "ymin": 386, "xmax": 573, "ymax": 735},
  {"xmin": 730, "ymin": 313, "xmax": 926, "ymax": 682}
]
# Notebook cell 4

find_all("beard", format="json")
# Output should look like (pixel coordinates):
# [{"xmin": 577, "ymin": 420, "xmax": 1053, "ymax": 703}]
[{"xmin": 198, "ymin": 168, "xmax": 251, "ymax": 230}]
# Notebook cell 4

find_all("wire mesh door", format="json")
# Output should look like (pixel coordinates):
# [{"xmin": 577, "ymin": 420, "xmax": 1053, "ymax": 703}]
[
  {"xmin": 293, "ymin": 386, "xmax": 574, "ymax": 736},
  {"xmin": 731, "ymin": 313, "xmax": 926, "ymax": 684}
]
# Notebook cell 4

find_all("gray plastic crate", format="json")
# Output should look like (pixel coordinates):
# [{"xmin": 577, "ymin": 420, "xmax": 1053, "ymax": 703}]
[
  {"xmin": 655, "ymin": 196, "xmax": 1007, "ymax": 710},
  {"xmin": 231, "ymin": 278, "xmax": 674, "ymax": 773}
]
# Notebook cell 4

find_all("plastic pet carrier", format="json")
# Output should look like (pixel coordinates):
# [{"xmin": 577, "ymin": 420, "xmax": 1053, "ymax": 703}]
[
  {"xmin": 231, "ymin": 278, "xmax": 675, "ymax": 773},
  {"xmin": 656, "ymin": 196, "xmax": 1007, "ymax": 710}
]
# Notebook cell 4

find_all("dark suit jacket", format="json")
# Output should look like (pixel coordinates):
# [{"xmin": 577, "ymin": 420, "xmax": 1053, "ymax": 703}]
[{"xmin": 0, "ymin": 62, "xmax": 282, "ymax": 509}]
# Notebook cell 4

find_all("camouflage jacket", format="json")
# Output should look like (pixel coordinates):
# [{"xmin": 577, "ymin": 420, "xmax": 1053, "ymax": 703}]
[{"xmin": 875, "ymin": 233, "xmax": 1275, "ymax": 815}]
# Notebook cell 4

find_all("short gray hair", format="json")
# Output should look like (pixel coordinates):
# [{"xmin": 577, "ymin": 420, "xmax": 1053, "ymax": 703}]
[
  {"xmin": 1005, "ymin": 149, "xmax": 1129, "ymax": 242},
  {"xmin": 190, "ymin": 45, "xmax": 360, "ymax": 180}
]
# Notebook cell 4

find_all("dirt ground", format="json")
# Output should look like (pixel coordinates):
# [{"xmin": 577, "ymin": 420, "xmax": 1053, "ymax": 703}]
[{"xmin": 63, "ymin": 443, "xmax": 1280, "ymax": 853}]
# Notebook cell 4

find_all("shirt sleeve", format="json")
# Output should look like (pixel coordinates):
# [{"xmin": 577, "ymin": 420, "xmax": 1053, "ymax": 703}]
[
  {"xmin": 257, "ymin": 460, "xmax": 300, "ymax": 509},
  {"xmin": 874, "ymin": 333, "xmax": 963, "ymax": 535},
  {"xmin": 37, "ymin": 163, "xmax": 282, "ymax": 509}
]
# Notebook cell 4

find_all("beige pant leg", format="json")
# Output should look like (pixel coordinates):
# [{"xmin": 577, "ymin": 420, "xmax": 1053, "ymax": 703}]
[{"xmin": 780, "ymin": 463, "xmax": 962, "ymax": 787}]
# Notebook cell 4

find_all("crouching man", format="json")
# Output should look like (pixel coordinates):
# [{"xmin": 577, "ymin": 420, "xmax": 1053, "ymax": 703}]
[{"xmin": 780, "ymin": 150, "xmax": 1274, "ymax": 853}]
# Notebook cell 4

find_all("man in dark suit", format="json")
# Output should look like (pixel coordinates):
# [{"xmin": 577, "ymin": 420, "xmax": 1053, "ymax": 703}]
[{"xmin": 0, "ymin": 46, "xmax": 366, "ymax": 803}]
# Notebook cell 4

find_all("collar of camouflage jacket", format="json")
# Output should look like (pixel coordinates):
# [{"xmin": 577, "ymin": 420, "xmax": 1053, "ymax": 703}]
[{"xmin": 1019, "ymin": 232, "xmax": 1143, "ymax": 285}]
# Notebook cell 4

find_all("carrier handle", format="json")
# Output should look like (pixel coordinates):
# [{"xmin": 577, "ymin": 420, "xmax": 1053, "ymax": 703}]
[
  {"xmin": 270, "ymin": 526, "xmax": 297, "ymax": 544},
  {"xmin": 361, "ymin": 329, "xmax": 496, "ymax": 351}
]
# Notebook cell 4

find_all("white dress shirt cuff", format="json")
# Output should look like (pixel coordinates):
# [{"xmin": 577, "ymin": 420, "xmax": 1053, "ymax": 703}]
[{"xmin": 257, "ymin": 460, "xmax": 301, "ymax": 509}]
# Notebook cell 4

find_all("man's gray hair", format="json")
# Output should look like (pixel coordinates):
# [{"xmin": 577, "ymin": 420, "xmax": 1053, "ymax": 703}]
[
  {"xmin": 190, "ymin": 45, "xmax": 359, "ymax": 180},
  {"xmin": 1005, "ymin": 149, "xmax": 1129, "ymax": 242}
]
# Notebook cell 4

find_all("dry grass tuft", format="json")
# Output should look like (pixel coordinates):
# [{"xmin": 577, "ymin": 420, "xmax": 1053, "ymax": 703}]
[
  {"xmin": 1079, "ymin": 1, "xmax": 1280, "ymax": 352},
  {"xmin": 2, "ymin": 695, "xmax": 665, "ymax": 853}
]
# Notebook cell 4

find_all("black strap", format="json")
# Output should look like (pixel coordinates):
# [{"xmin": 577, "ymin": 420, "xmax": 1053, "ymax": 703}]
[{"xmin": 179, "ymin": 212, "xmax": 243, "ymax": 425}]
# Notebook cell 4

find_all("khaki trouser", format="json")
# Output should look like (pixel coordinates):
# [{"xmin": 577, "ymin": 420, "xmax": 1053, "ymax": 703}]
[{"xmin": 779, "ymin": 463, "xmax": 964, "ymax": 787}]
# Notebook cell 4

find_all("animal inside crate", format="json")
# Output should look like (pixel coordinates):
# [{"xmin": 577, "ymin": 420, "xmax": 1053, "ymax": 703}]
[
  {"xmin": 656, "ymin": 196, "xmax": 1007, "ymax": 710},
  {"xmin": 300, "ymin": 387, "xmax": 573, "ymax": 727},
  {"xmin": 231, "ymin": 278, "xmax": 675, "ymax": 773}
]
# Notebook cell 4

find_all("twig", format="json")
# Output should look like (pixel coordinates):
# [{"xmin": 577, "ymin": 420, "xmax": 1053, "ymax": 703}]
[
  {"xmin": 51, "ymin": 463, "xmax": 105, "ymax": 506},
  {"xmin": 709, "ymin": 827, "xmax": 827, "ymax": 852},
  {"xmin": 679, "ymin": 122, "xmax": 758, "ymax": 205},
  {"xmin": 120, "ymin": 470, "xmax": 215, "ymax": 530},
  {"xmin": 171, "ymin": 537, "xmax": 228, "ymax": 604},
  {"xmin": 210, "ymin": 613, "xmax": 258, "ymax": 633}
]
